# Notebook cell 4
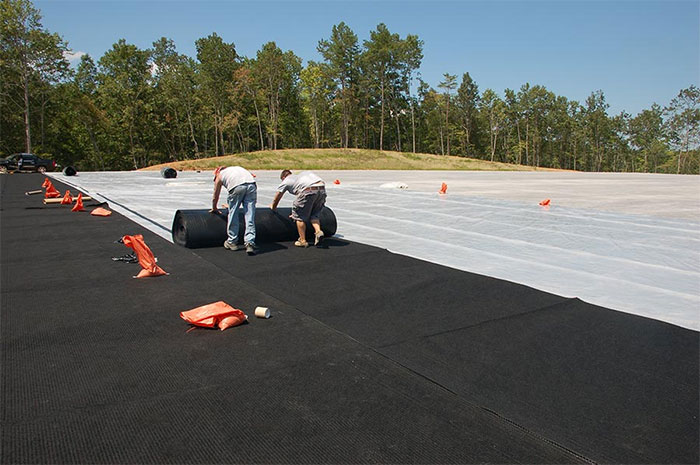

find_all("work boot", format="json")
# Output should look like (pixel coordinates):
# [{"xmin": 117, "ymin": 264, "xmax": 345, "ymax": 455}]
[
  {"xmin": 223, "ymin": 241, "xmax": 242, "ymax": 251},
  {"xmin": 294, "ymin": 240, "xmax": 309, "ymax": 248},
  {"xmin": 245, "ymin": 242, "xmax": 256, "ymax": 255},
  {"xmin": 314, "ymin": 231, "xmax": 324, "ymax": 246}
]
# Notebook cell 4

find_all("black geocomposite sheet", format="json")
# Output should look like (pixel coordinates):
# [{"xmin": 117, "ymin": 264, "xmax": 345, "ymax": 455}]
[{"xmin": 1, "ymin": 173, "xmax": 698, "ymax": 464}]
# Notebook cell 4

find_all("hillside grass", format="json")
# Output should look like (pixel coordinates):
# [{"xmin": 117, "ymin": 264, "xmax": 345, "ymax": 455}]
[{"xmin": 141, "ymin": 148, "xmax": 560, "ymax": 172}]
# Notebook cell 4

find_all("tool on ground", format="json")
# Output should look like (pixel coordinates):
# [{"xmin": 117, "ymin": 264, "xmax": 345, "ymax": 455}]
[{"xmin": 43, "ymin": 195, "xmax": 93, "ymax": 204}]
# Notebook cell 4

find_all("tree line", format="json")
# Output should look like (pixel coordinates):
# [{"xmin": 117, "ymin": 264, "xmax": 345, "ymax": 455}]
[{"xmin": 2, "ymin": 0, "xmax": 699, "ymax": 173}]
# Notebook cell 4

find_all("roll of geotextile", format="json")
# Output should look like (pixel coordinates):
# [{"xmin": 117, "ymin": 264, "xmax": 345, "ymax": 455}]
[
  {"xmin": 171, "ymin": 206, "xmax": 337, "ymax": 248},
  {"xmin": 160, "ymin": 167, "xmax": 177, "ymax": 179}
]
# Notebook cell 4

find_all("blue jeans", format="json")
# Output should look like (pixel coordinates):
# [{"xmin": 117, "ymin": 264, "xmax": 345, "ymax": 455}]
[{"xmin": 226, "ymin": 183, "xmax": 256, "ymax": 245}]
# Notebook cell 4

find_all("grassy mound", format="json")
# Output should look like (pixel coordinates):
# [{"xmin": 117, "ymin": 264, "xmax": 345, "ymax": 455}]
[{"xmin": 141, "ymin": 148, "xmax": 558, "ymax": 172}]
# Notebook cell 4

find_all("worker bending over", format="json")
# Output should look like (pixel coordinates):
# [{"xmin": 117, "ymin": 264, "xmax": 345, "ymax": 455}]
[
  {"xmin": 210, "ymin": 165, "xmax": 257, "ymax": 255},
  {"xmin": 270, "ymin": 170, "xmax": 326, "ymax": 247}
]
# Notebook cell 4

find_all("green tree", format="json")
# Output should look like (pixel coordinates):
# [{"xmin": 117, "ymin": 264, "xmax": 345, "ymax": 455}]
[
  {"xmin": 363, "ymin": 23, "xmax": 423, "ymax": 151},
  {"xmin": 196, "ymin": 33, "xmax": 238, "ymax": 156},
  {"xmin": 438, "ymin": 73, "xmax": 457, "ymax": 155},
  {"xmin": 97, "ymin": 39, "xmax": 152, "ymax": 168},
  {"xmin": 455, "ymin": 72, "xmax": 480, "ymax": 157},
  {"xmin": 318, "ymin": 22, "xmax": 359, "ymax": 148},
  {"xmin": 629, "ymin": 103, "xmax": 666, "ymax": 172},
  {"xmin": 479, "ymin": 89, "xmax": 506, "ymax": 161},
  {"xmin": 664, "ymin": 85, "xmax": 700, "ymax": 174},
  {"xmin": 0, "ymin": 0, "xmax": 69, "ymax": 153},
  {"xmin": 301, "ymin": 61, "xmax": 334, "ymax": 148}
]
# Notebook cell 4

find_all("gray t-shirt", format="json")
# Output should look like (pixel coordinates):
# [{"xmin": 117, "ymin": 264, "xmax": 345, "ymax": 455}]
[{"xmin": 277, "ymin": 171, "xmax": 324, "ymax": 195}]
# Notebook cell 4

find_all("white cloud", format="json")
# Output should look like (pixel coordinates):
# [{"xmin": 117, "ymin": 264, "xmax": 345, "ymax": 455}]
[{"xmin": 63, "ymin": 50, "xmax": 86, "ymax": 63}]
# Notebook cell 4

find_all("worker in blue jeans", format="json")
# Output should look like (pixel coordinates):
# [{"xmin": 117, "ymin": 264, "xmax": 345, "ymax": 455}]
[{"xmin": 210, "ymin": 166, "xmax": 257, "ymax": 255}]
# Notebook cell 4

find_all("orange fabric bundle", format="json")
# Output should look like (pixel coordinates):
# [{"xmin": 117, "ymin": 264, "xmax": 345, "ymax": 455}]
[
  {"xmin": 71, "ymin": 193, "xmax": 85, "ymax": 212},
  {"xmin": 122, "ymin": 234, "xmax": 168, "ymax": 278},
  {"xmin": 91, "ymin": 207, "xmax": 112, "ymax": 217},
  {"xmin": 45, "ymin": 182, "xmax": 60, "ymax": 198},
  {"xmin": 439, "ymin": 182, "xmax": 448, "ymax": 194},
  {"xmin": 539, "ymin": 198, "xmax": 551, "ymax": 206},
  {"xmin": 180, "ymin": 301, "xmax": 248, "ymax": 331},
  {"xmin": 60, "ymin": 190, "xmax": 73, "ymax": 205}
]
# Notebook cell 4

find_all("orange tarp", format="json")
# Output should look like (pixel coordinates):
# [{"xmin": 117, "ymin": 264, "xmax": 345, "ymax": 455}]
[
  {"xmin": 122, "ymin": 234, "xmax": 168, "ymax": 278},
  {"xmin": 91, "ymin": 207, "xmax": 112, "ymax": 217},
  {"xmin": 180, "ymin": 301, "xmax": 248, "ymax": 331}
]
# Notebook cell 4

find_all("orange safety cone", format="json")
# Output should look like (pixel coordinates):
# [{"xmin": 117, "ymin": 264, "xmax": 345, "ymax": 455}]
[
  {"xmin": 71, "ymin": 193, "xmax": 85, "ymax": 212},
  {"xmin": 439, "ymin": 182, "xmax": 448, "ymax": 194},
  {"xmin": 60, "ymin": 190, "xmax": 73, "ymax": 205},
  {"xmin": 539, "ymin": 198, "xmax": 551, "ymax": 206},
  {"xmin": 90, "ymin": 207, "xmax": 112, "ymax": 217},
  {"xmin": 41, "ymin": 178, "xmax": 51, "ymax": 189},
  {"xmin": 45, "ymin": 182, "xmax": 61, "ymax": 198},
  {"xmin": 180, "ymin": 301, "xmax": 248, "ymax": 331},
  {"xmin": 334, "ymin": 179, "xmax": 341, "ymax": 185},
  {"xmin": 122, "ymin": 234, "xmax": 168, "ymax": 278}
]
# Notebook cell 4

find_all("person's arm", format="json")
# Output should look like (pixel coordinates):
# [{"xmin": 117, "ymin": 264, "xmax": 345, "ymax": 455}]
[
  {"xmin": 270, "ymin": 191, "xmax": 284, "ymax": 211},
  {"xmin": 210, "ymin": 176, "xmax": 223, "ymax": 213}
]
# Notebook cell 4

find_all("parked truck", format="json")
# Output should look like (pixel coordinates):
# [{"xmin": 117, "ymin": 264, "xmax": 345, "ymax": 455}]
[{"xmin": 0, "ymin": 153, "xmax": 57, "ymax": 174}]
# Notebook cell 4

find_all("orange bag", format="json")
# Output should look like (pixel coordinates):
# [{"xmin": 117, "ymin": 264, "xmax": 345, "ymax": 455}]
[
  {"xmin": 180, "ymin": 301, "xmax": 248, "ymax": 331},
  {"xmin": 91, "ymin": 207, "xmax": 112, "ymax": 217},
  {"xmin": 439, "ymin": 182, "xmax": 448, "ymax": 194},
  {"xmin": 71, "ymin": 193, "xmax": 85, "ymax": 212},
  {"xmin": 122, "ymin": 234, "xmax": 168, "ymax": 278},
  {"xmin": 60, "ymin": 190, "xmax": 73, "ymax": 205},
  {"xmin": 45, "ymin": 182, "xmax": 60, "ymax": 198}
]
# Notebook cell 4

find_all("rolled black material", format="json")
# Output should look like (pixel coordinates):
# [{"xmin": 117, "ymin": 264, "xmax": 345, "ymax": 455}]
[
  {"xmin": 172, "ymin": 206, "xmax": 337, "ymax": 248},
  {"xmin": 160, "ymin": 167, "xmax": 177, "ymax": 179},
  {"xmin": 62, "ymin": 166, "xmax": 77, "ymax": 176}
]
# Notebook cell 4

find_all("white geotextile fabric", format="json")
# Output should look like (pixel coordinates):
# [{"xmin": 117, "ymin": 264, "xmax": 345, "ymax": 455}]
[{"xmin": 53, "ymin": 170, "xmax": 700, "ymax": 331}]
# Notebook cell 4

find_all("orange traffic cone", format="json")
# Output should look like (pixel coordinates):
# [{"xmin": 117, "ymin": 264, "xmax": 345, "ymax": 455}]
[
  {"xmin": 41, "ymin": 178, "xmax": 51, "ymax": 188},
  {"xmin": 334, "ymin": 179, "xmax": 341, "ymax": 185},
  {"xmin": 71, "ymin": 193, "xmax": 85, "ymax": 212},
  {"xmin": 180, "ymin": 301, "xmax": 248, "ymax": 331},
  {"xmin": 60, "ymin": 190, "xmax": 73, "ymax": 205},
  {"xmin": 45, "ymin": 182, "xmax": 60, "ymax": 198},
  {"xmin": 439, "ymin": 183, "xmax": 448, "ymax": 194},
  {"xmin": 90, "ymin": 207, "xmax": 112, "ymax": 217},
  {"xmin": 539, "ymin": 199, "xmax": 551, "ymax": 206},
  {"xmin": 122, "ymin": 234, "xmax": 168, "ymax": 278}
]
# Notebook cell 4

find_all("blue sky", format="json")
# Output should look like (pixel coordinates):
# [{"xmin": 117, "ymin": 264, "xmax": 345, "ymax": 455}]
[{"xmin": 37, "ymin": 0, "xmax": 698, "ymax": 116}]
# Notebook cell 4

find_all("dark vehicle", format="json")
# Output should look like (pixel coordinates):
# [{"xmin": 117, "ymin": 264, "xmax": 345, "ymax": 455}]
[{"xmin": 0, "ymin": 153, "xmax": 56, "ymax": 174}]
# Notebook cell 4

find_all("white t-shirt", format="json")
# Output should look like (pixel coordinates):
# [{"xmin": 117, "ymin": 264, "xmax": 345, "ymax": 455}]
[
  {"xmin": 277, "ymin": 171, "xmax": 324, "ymax": 195},
  {"xmin": 219, "ymin": 166, "xmax": 255, "ymax": 191}
]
